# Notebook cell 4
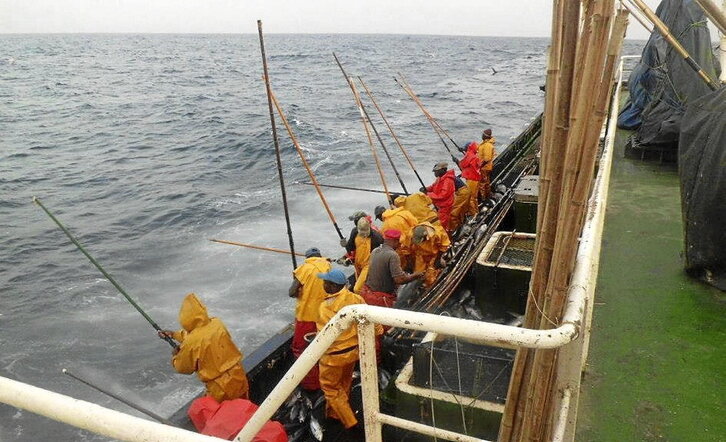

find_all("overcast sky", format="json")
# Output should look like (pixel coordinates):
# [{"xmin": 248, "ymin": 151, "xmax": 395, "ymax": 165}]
[{"xmin": 0, "ymin": 0, "xmax": 714, "ymax": 40}]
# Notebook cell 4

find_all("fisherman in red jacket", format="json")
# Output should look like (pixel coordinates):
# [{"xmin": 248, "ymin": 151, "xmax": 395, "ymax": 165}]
[
  {"xmin": 421, "ymin": 162, "xmax": 456, "ymax": 231},
  {"xmin": 453, "ymin": 141, "xmax": 482, "ymax": 216}
]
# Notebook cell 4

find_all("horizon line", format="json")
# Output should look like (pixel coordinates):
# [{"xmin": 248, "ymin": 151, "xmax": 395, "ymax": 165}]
[{"xmin": 0, "ymin": 31, "xmax": 651, "ymax": 41}]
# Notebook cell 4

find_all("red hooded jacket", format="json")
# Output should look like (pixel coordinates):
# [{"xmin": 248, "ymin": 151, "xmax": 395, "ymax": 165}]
[
  {"xmin": 426, "ymin": 169, "xmax": 456, "ymax": 209},
  {"xmin": 460, "ymin": 142, "xmax": 482, "ymax": 181}
]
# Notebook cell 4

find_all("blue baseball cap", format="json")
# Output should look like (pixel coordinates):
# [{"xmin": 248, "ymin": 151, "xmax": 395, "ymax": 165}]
[
  {"xmin": 317, "ymin": 269, "xmax": 347, "ymax": 285},
  {"xmin": 305, "ymin": 247, "xmax": 321, "ymax": 258}
]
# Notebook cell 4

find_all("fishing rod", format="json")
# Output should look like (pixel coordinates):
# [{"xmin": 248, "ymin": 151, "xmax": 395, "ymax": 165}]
[
  {"xmin": 32, "ymin": 197, "xmax": 179, "ymax": 350},
  {"xmin": 333, "ymin": 57, "xmax": 409, "ymax": 194},
  {"xmin": 258, "ymin": 20, "xmax": 298, "ymax": 269},
  {"xmin": 62, "ymin": 368, "xmax": 174, "ymax": 426},
  {"xmin": 295, "ymin": 181, "xmax": 394, "ymax": 195},
  {"xmin": 269, "ymin": 90, "xmax": 345, "ymax": 240},
  {"xmin": 332, "ymin": 52, "xmax": 393, "ymax": 202},
  {"xmin": 210, "ymin": 239, "xmax": 334, "ymax": 263},
  {"xmin": 357, "ymin": 76, "xmax": 427, "ymax": 189},
  {"xmin": 210, "ymin": 238, "xmax": 308, "ymax": 257},
  {"xmin": 397, "ymin": 73, "xmax": 462, "ymax": 151},
  {"xmin": 624, "ymin": 0, "xmax": 719, "ymax": 91},
  {"xmin": 393, "ymin": 76, "xmax": 459, "ymax": 163}
]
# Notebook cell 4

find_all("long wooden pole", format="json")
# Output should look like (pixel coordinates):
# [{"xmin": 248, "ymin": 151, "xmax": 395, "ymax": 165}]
[
  {"xmin": 33, "ymin": 197, "xmax": 179, "ymax": 350},
  {"xmin": 394, "ymin": 76, "xmax": 457, "ymax": 157},
  {"xmin": 619, "ymin": 0, "xmax": 654, "ymax": 32},
  {"xmin": 269, "ymin": 90, "xmax": 345, "ymax": 240},
  {"xmin": 296, "ymin": 181, "xmax": 391, "ymax": 195},
  {"xmin": 62, "ymin": 369, "xmax": 174, "ymax": 426},
  {"xmin": 332, "ymin": 53, "xmax": 402, "ymax": 197},
  {"xmin": 357, "ymin": 76, "xmax": 427, "ymax": 188},
  {"xmin": 397, "ymin": 74, "xmax": 462, "ymax": 151},
  {"xmin": 209, "ymin": 238, "xmax": 308, "ymax": 257},
  {"xmin": 626, "ymin": 0, "xmax": 720, "ymax": 90},
  {"xmin": 257, "ymin": 20, "xmax": 298, "ymax": 269},
  {"xmin": 360, "ymin": 100, "xmax": 410, "ymax": 195},
  {"xmin": 693, "ymin": 0, "xmax": 726, "ymax": 35},
  {"xmin": 330, "ymin": 54, "xmax": 392, "ymax": 202}
]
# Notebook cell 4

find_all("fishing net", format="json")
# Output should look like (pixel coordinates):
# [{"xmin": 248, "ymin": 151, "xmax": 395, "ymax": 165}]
[
  {"xmin": 678, "ymin": 86, "xmax": 726, "ymax": 290},
  {"xmin": 411, "ymin": 338, "xmax": 515, "ymax": 403},
  {"xmin": 617, "ymin": 0, "xmax": 721, "ymax": 149}
]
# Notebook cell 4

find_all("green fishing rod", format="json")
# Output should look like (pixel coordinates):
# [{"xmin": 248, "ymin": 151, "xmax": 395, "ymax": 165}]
[
  {"xmin": 62, "ymin": 368, "xmax": 175, "ymax": 426},
  {"xmin": 33, "ymin": 197, "xmax": 179, "ymax": 350}
]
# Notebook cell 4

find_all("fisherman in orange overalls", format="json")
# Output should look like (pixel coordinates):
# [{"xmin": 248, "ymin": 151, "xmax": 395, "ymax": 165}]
[
  {"xmin": 478, "ymin": 129, "xmax": 496, "ymax": 200},
  {"xmin": 316, "ymin": 269, "xmax": 382, "ymax": 430},
  {"xmin": 400, "ymin": 222, "xmax": 451, "ymax": 287},
  {"xmin": 288, "ymin": 247, "xmax": 331, "ymax": 390}
]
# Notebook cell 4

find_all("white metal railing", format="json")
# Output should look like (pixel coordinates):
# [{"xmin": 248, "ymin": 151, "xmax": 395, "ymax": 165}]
[
  {"xmin": 0, "ymin": 57, "xmax": 630, "ymax": 442},
  {"xmin": 0, "ymin": 376, "xmax": 224, "ymax": 442}
]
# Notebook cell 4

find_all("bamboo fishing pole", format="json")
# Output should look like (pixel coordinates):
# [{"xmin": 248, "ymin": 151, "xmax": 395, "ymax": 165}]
[
  {"xmin": 357, "ymin": 76, "xmax": 427, "ymax": 188},
  {"xmin": 269, "ymin": 90, "xmax": 346, "ymax": 240},
  {"xmin": 333, "ymin": 53, "xmax": 391, "ymax": 201},
  {"xmin": 395, "ymin": 74, "xmax": 462, "ymax": 151},
  {"xmin": 333, "ymin": 53, "xmax": 402, "ymax": 198},
  {"xmin": 62, "ymin": 368, "xmax": 174, "ymax": 426},
  {"xmin": 393, "ymin": 76, "xmax": 459, "ymax": 161},
  {"xmin": 360, "ymin": 98, "xmax": 410, "ymax": 195},
  {"xmin": 210, "ymin": 238, "xmax": 308, "ymax": 257},
  {"xmin": 295, "ymin": 181, "xmax": 392, "ymax": 195},
  {"xmin": 348, "ymin": 79, "xmax": 394, "ymax": 203},
  {"xmin": 619, "ymin": 0, "xmax": 653, "ymax": 33},
  {"xmin": 625, "ymin": 0, "xmax": 720, "ymax": 90},
  {"xmin": 400, "ymin": 74, "xmax": 462, "ymax": 151},
  {"xmin": 32, "ymin": 197, "xmax": 179, "ymax": 350},
  {"xmin": 258, "ymin": 20, "xmax": 298, "ymax": 269},
  {"xmin": 694, "ymin": 0, "xmax": 726, "ymax": 36}
]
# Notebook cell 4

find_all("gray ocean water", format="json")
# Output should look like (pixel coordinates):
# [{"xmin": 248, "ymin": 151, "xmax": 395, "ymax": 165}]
[{"xmin": 0, "ymin": 34, "xmax": 644, "ymax": 440}]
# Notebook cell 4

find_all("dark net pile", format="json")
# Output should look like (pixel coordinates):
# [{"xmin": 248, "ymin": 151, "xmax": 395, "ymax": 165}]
[
  {"xmin": 617, "ymin": 0, "xmax": 721, "ymax": 148},
  {"xmin": 678, "ymin": 86, "xmax": 726, "ymax": 290}
]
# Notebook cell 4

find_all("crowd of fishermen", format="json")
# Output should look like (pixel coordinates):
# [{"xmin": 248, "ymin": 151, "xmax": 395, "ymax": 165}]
[{"xmin": 158, "ymin": 129, "xmax": 498, "ymax": 436}]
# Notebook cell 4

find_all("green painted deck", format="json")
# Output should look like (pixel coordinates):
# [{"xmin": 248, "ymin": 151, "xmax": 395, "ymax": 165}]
[{"xmin": 576, "ymin": 120, "xmax": 726, "ymax": 440}]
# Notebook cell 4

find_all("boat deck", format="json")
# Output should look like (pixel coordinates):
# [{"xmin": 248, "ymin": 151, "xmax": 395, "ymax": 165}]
[{"xmin": 576, "ymin": 114, "xmax": 725, "ymax": 440}]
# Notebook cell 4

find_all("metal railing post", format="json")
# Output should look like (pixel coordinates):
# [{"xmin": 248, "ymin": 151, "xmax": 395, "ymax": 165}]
[{"xmin": 358, "ymin": 320, "xmax": 383, "ymax": 441}]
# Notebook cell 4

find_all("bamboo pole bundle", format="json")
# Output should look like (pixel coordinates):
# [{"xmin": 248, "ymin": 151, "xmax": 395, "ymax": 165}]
[
  {"xmin": 500, "ymin": 0, "xmax": 580, "ymax": 437},
  {"xmin": 528, "ymin": 1, "xmax": 616, "ymax": 437},
  {"xmin": 499, "ymin": 0, "xmax": 627, "ymax": 439}
]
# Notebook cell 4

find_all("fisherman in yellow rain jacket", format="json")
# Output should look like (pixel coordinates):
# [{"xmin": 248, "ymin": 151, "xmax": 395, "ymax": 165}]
[
  {"xmin": 374, "ymin": 204, "xmax": 418, "ymax": 237},
  {"xmin": 289, "ymin": 247, "xmax": 331, "ymax": 390},
  {"xmin": 449, "ymin": 175, "xmax": 472, "ymax": 232},
  {"xmin": 316, "ymin": 269, "xmax": 381, "ymax": 429},
  {"xmin": 375, "ymin": 204, "xmax": 418, "ymax": 269},
  {"xmin": 159, "ymin": 293, "xmax": 249, "ymax": 401},
  {"xmin": 393, "ymin": 193, "xmax": 439, "ymax": 225},
  {"xmin": 400, "ymin": 222, "xmax": 451, "ymax": 287},
  {"xmin": 341, "ymin": 216, "xmax": 383, "ymax": 294},
  {"xmin": 478, "ymin": 129, "xmax": 496, "ymax": 200}
]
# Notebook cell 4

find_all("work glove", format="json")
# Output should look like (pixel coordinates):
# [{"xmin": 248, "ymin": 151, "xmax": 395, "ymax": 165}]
[
  {"xmin": 339, "ymin": 238, "xmax": 348, "ymax": 248},
  {"xmin": 335, "ymin": 256, "xmax": 352, "ymax": 266}
]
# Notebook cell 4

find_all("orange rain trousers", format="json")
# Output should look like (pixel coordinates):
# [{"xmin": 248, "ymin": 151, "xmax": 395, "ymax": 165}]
[{"xmin": 319, "ymin": 348, "xmax": 359, "ymax": 429}]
